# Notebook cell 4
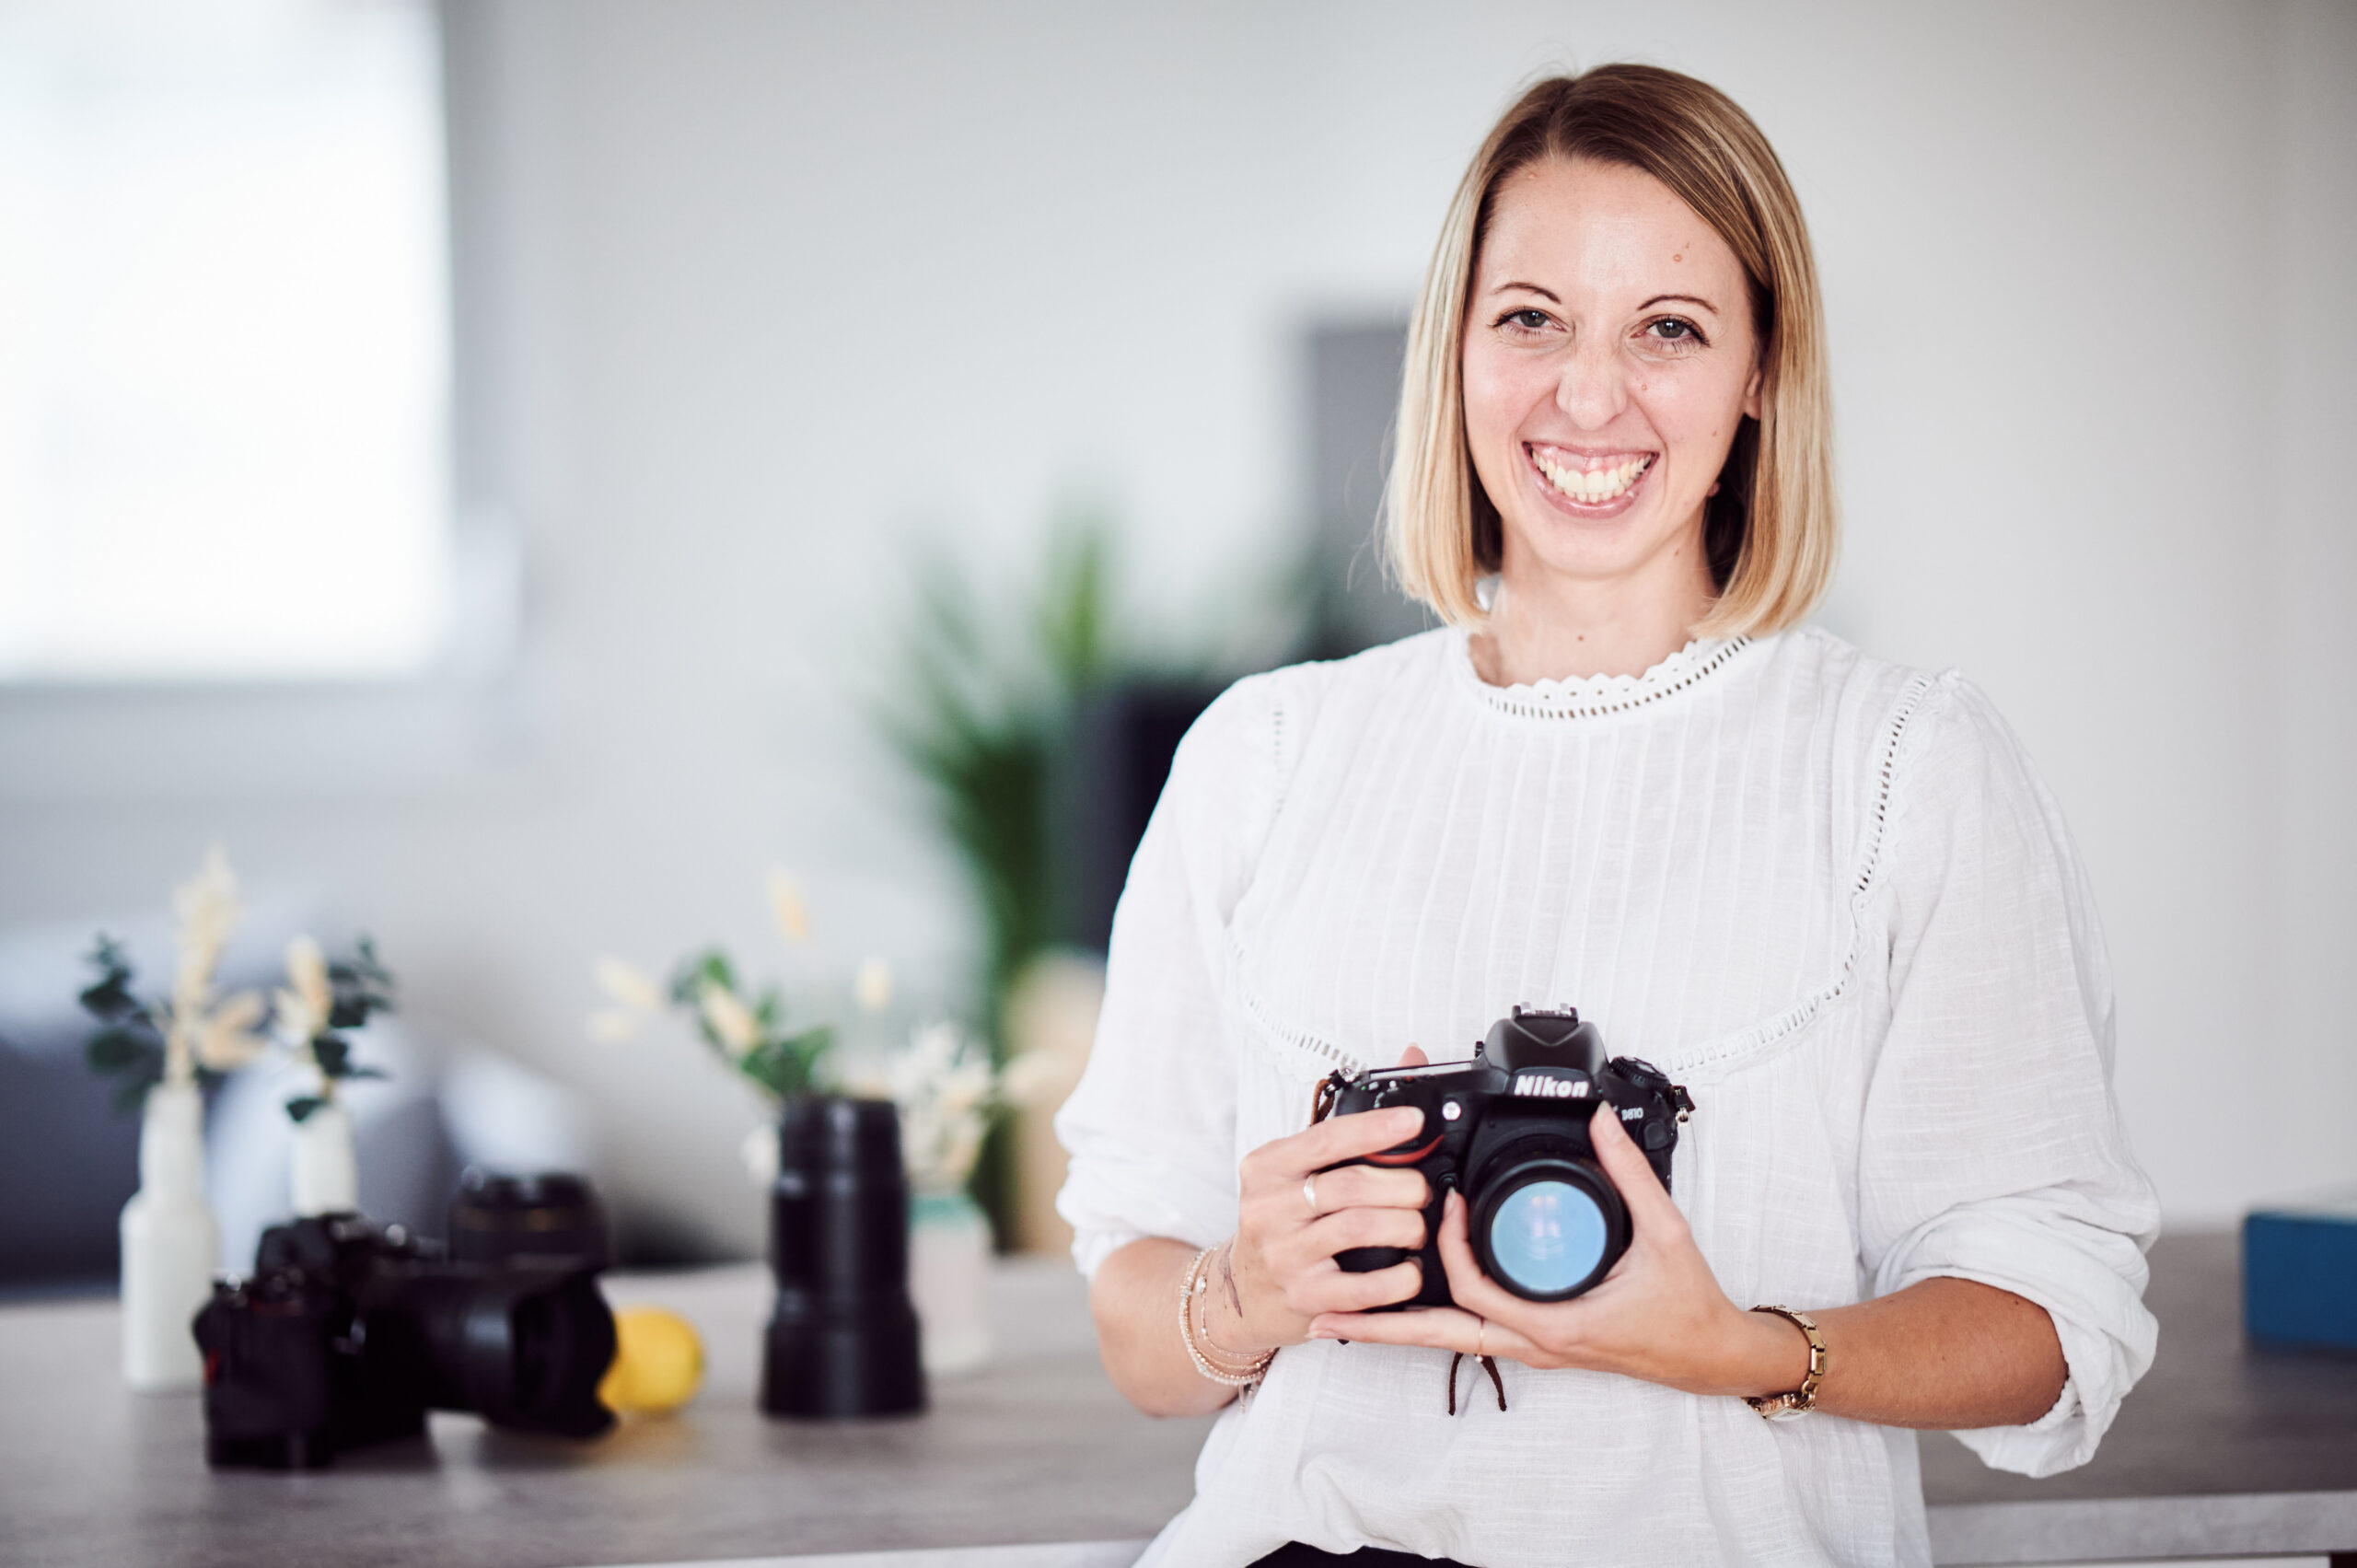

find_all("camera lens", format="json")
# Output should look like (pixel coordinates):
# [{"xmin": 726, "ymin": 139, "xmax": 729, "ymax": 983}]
[
  {"xmin": 358, "ymin": 1260, "xmax": 619, "ymax": 1439},
  {"xmin": 1470, "ymin": 1158, "xmax": 1627, "ymax": 1301},
  {"xmin": 450, "ymin": 1168, "xmax": 611, "ymax": 1272},
  {"xmin": 760, "ymin": 1095, "xmax": 924, "ymax": 1418}
]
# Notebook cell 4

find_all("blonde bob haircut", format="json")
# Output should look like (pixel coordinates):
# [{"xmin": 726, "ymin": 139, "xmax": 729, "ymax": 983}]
[{"xmin": 1386, "ymin": 64, "xmax": 1837, "ymax": 638}]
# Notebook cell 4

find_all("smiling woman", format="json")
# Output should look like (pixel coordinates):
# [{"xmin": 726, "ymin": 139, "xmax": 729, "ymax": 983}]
[
  {"xmin": 1390, "ymin": 65, "xmax": 1834, "ymax": 656},
  {"xmin": 1056, "ymin": 64, "xmax": 2157, "ymax": 1568}
]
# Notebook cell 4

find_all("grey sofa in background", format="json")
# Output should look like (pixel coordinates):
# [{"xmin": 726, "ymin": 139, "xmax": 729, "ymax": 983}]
[{"xmin": 0, "ymin": 894, "xmax": 594, "ymax": 1294}]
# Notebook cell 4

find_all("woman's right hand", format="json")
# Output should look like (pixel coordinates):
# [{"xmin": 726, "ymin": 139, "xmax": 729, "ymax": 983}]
[{"xmin": 1211, "ymin": 1047, "xmax": 1435, "ymax": 1353}]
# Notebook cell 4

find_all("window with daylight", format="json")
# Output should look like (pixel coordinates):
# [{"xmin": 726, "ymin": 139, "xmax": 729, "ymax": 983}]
[{"xmin": 0, "ymin": 0, "xmax": 451, "ymax": 682}]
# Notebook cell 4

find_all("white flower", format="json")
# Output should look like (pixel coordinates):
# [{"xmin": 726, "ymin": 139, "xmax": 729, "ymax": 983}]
[
  {"xmin": 286, "ymin": 935, "xmax": 332, "ymax": 1018},
  {"xmin": 935, "ymin": 1058, "xmax": 993, "ymax": 1121},
  {"xmin": 766, "ymin": 868, "xmax": 810, "ymax": 945},
  {"xmin": 593, "ymin": 955, "xmax": 665, "ymax": 1014},
  {"xmin": 698, "ymin": 983, "xmax": 761, "ymax": 1056},
  {"xmin": 171, "ymin": 845, "xmax": 242, "ymax": 979},
  {"xmin": 276, "ymin": 935, "xmax": 333, "ymax": 1046},
  {"xmin": 164, "ymin": 843, "xmax": 245, "ymax": 1085},
  {"xmin": 882, "ymin": 1019, "xmax": 1001, "ymax": 1191},
  {"xmin": 195, "ymin": 990, "xmax": 270, "ymax": 1072},
  {"xmin": 853, "ymin": 955, "xmax": 892, "ymax": 1016}
]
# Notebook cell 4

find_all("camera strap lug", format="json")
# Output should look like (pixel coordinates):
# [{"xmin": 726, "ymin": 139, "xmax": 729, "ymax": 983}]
[{"xmin": 1309, "ymin": 1070, "xmax": 1353, "ymax": 1126}]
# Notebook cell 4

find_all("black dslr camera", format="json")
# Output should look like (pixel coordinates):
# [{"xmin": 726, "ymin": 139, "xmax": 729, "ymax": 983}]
[
  {"xmin": 1321, "ymin": 1007, "xmax": 1693, "ymax": 1307},
  {"xmin": 192, "ymin": 1212, "xmax": 617, "ymax": 1469}
]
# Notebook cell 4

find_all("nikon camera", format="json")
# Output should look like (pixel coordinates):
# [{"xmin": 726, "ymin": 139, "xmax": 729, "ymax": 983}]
[
  {"xmin": 192, "ymin": 1211, "xmax": 617, "ymax": 1469},
  {"xmin": 1323, "ymin": 1006, "xmax": 1693, "ymax": 1307}
]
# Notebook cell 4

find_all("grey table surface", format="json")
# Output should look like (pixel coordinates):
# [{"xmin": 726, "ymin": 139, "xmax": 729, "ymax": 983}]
[{"xmin": 0, "ymin": 1234, "xmax": 2351, "ymax": 1568}]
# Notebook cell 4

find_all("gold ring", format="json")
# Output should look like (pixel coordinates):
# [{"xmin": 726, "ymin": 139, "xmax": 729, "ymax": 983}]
[
  {"xmin": 1475, "ymin": 1317, "xmax": 1486, "ymax": 1358},
  {"xmin": 1302, "ymin": 1175, "xmax": 1319, "ymax": 1214}
]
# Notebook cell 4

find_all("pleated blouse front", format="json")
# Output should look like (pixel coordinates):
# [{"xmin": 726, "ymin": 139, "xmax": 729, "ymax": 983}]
[{"xmin": 1056, "ymin": 625, "xmax": 2159, "ymax": 1568}]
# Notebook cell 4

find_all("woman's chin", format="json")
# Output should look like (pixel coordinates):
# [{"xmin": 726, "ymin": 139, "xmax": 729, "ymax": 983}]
[{"xmin": 1506, "ymin": 496, "xmax": 1671, "ymax": 581}]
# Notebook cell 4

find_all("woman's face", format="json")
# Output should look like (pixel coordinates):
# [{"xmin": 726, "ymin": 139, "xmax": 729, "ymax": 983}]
[{"xmin": 1462, "ymin": 157, "xmax": 1761, "ymax": 598}]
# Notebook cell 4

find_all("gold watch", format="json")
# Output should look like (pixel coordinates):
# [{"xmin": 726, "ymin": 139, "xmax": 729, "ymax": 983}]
[{"xmin": 1743, "ymin": 1305, "xmax": 1826, "ymax": 1421}]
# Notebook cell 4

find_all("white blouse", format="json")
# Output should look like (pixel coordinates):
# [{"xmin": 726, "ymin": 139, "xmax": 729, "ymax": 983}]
[{"xmin": 1055, "ymin": 625, "xmax": 2161, "ymax": 1568}]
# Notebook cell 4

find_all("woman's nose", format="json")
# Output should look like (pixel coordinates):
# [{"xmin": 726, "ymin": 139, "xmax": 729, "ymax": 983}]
[{"xmin": 1553, "ymin": 341, "xmax": 1627, "ymax": 428}]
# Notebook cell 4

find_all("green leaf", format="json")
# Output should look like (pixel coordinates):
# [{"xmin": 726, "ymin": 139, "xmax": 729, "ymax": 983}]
[
  {"xmin": 285, "ymin": 1095, "xmax": 327, "ymax": 1123},
  {"xmin": 86, "ymin": 1025, "xmax": 157, "ymax": 1074},
  {"xmin": 78, "ymin": 935, "xmax": 142, "ymax": 1022},
  {"xmin": 1036, "ymin": 517, "xmax": 1113, "ymax": 695},
  {"xmin": 328, "ymin": 935, "xmax": 397, "ymax": 1028},
  {"xmin": 668, "ymin": 947, "xmax": 738, "ymax": 1008},
  {"xmin": 85, "ymin": 1008, "xmax": 165, "ymax": 1116},
  {"xmin": 737, "ymin": 1024, "xmax": 835, "ymax": 1100},
  {"xmin": 312, "ymin": 1033, "xmax": 353, "ymax": 1078},
  {"xmin": 309, "ymin": 1033, "xmax": 380, "ymax": 1082}
]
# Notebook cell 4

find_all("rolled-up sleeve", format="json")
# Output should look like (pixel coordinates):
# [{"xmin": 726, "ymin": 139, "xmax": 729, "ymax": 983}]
[
  {"xmin": 1858, "ymin": 674, "xmax": 2161, "ymax": 1477},
  {"xmin": 1054, "ymin": 673, "xmax": 1286, "ymax": 1279}
]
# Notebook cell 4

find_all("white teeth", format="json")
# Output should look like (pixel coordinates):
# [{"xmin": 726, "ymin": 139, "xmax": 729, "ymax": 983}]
[{"xmin": 1534, "ymin": 452, "xmax": 1650, "ymax": 504}]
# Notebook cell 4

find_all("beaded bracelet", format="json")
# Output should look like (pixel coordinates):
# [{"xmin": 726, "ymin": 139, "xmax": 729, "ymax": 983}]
[{"xmin": 1178, "ymin": 1244, "xmax": 1275, "ymax": 1389}]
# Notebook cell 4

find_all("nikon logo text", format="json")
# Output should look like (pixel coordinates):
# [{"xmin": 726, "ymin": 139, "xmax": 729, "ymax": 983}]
[{"xmin": 1512, "ymin": 1076, "xmax": 1587, "ymax": 1099}]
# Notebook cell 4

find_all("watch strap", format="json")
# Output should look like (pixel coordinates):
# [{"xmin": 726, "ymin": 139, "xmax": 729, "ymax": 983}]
[{"xmin": 1744, "ymin": 1304, "xmax": 1826, "ymax": 1421}]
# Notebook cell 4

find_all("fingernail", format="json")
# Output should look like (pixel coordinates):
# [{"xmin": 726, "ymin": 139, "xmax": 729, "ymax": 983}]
[{"xmin": 1306, "ymin": 1323, "xmax": 1334, "ymax": 1340}]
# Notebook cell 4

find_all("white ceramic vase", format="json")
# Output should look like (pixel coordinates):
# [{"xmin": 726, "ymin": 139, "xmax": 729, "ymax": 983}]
[
  {"xmin": 119, "ymin": 1081, "xmax": 218, "ymax": 1392},
  {"xmin": 909, "ymin": 1190, "xmax": 993, "ymax": 1376},
  {"xmin": 290, "ymin": 1100, "xmax": 359, "ymax": 1216}
]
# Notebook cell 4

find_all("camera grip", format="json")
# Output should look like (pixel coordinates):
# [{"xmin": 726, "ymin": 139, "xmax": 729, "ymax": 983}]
[{"xmin": 1329, "ymin": 1163, "xmax": 1456, "ymax": 1311}]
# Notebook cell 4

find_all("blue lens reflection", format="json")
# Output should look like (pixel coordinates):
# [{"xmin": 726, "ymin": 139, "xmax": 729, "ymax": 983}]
[{"xmin": 1487, "ymin": 1179, "xmax": 1608, "ymax": 1295}]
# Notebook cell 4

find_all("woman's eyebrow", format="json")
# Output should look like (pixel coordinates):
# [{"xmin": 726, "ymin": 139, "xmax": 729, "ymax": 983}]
[
  {"xmin": 1639, "ymin": 292, "xmax": 1719, "ymax": 314},
  {"xmin": 1489, "ymin": 280, "xmax": 1562, "ymax": 302}
]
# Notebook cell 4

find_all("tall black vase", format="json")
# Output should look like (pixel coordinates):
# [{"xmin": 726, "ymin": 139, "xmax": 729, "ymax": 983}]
[{"xmin": 759, "ymin": 1095, "xmax": 925, "ymax": 1418}]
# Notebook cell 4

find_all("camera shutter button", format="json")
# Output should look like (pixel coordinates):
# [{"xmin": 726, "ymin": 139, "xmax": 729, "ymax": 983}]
[{"xmin": 1442, "ymin": 1100, "xmax": 1463, "ymax": 1121}]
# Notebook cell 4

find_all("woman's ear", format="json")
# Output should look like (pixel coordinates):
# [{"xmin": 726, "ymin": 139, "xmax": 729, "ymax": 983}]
[{"xmin": 1742, "ymin": 361, "xmax": 1763, "ymax": 421}]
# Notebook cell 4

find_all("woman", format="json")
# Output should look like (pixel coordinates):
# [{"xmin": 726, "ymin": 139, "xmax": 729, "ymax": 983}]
[{"xmin": 1056, "ymin": 64, "xmax": 2156, "ymax": 1568}]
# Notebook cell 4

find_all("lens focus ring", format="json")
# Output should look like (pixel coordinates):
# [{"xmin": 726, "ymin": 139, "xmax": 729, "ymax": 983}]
[{"xmin": 1469, "ymin": 1157, "xmax": 1628, "ymax": 1302}]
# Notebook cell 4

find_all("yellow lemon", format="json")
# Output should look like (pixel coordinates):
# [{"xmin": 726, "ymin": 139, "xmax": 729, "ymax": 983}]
[{"xmin": 599, "ymin": 1307, "xmax": 704, "ymax": 1414}]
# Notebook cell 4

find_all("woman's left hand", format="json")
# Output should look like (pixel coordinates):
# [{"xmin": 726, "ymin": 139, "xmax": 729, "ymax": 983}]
[{"xmin": 1306, "ymin": 1103, "xmax": 1805, "ymax": 1399}]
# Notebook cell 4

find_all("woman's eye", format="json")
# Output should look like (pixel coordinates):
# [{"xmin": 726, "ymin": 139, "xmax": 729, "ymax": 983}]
[
  {"xmin": 1500, "ymin": 308, "xmax": 1552, "ymax": 333},
  {"xmin": 1646, "ymin": 318, "xmax": 1703, "ymax": 344}
]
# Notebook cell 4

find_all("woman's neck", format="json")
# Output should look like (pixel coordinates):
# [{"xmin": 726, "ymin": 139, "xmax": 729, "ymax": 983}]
[{"xmin": 1469, "ymin": 546, "xmax": 1718, "ymax": 688}]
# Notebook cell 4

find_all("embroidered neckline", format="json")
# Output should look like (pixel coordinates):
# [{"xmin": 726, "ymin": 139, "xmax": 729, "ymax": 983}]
[
  {"xmin": 1453, "ymin": 628, "xmax": 1755, "ymax": 721},
  {"xmin": 1231, "ymin": 660, "xmax": 1954, "ymax": 1083}
]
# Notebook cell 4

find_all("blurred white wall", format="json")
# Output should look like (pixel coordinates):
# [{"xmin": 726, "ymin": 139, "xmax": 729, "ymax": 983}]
[{"xmin": 1, "ymin": 0, "xmax": 2349, "ymax": 1249}]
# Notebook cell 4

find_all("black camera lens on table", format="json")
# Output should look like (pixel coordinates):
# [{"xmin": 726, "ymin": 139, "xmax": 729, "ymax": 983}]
[
  {"xmin": 760, "ymin": 1095, "xmax": 924, "ymax": 1419},
  {"xmin": 449, "ymin": 1167, "xmax": 612, "ymax": 1272},
  {"xmin": 193, "ymin": 1191, "xmax": 620, "ymax": 1469},
  {"xmin": 1322, "ymin": 1006, "xmax": 1694, "ymax": 1307}
]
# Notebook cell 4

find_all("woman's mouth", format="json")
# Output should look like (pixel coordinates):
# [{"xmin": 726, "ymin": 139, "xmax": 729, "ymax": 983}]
[{"xmin": 1527, "ymin": 445, "xmax": 1656, "ymax": 510}]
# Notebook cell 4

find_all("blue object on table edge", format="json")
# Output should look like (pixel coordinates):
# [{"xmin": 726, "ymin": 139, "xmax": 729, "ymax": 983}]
[{"xmin": 2243, "ymin": 1189, "xmax": 2357, "ymax": 1353}]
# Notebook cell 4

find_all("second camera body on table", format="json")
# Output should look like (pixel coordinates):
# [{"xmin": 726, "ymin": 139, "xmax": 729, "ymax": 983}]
[
  {"xmin": 1323, "ymin": 1006, "xmax": 1693, "ymax": 1307},
  {"xmin": 193, "ymin": 1172, "xmax": 618, "ymax": 1469}
]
